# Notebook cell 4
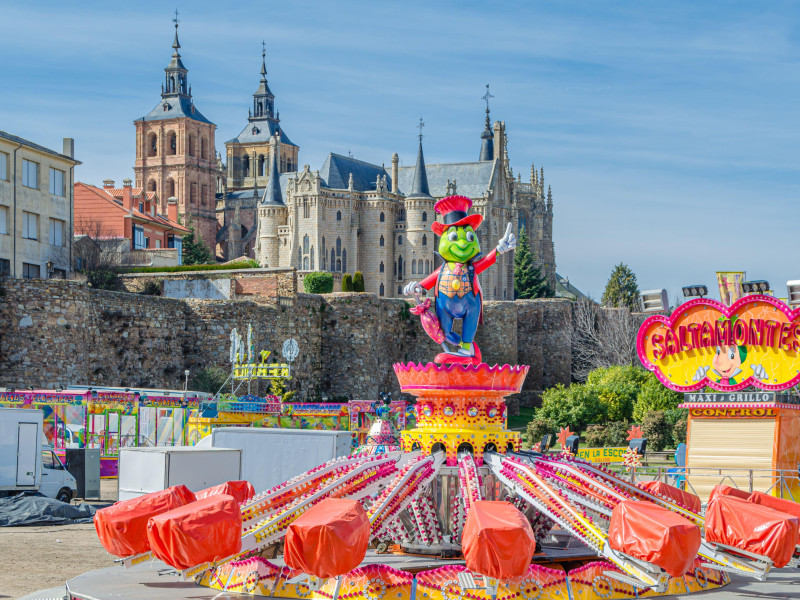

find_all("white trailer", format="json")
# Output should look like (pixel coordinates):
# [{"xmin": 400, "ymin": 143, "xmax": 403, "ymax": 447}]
[
  {"xmin": 117, "ymin": 447, "xmax": 242, "ymax": 501},
  {"xmin": 0, "ymin": 407, "xmax": 77, "ymax": 502},
  {"xmin": 210, "ymin": 428, "xmax": 354, "ymax": 494}
]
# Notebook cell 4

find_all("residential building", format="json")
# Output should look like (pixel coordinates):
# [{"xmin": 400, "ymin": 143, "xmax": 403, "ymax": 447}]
[
  {"xmin": 73, "ymin": 180, "xmax": 189, "ymax": 267},
  {"xmin": 0, "ymin": 131, "xmax": 80, "ymax": 279}
]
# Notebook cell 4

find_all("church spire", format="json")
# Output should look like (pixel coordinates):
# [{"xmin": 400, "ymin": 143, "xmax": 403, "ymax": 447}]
[
  {"xmin": 408, "ymin": 118, "xmax": 432, "ymax": 199},
  {"xmin": 260, "ymin": 137, "xmax": 283, "ymax": 205},
  {"xmin": 162, "ymin": 12, "xmax": 189, "ymax": 98},
  {"xmin": 251, "ymin": 41, "xmax": 275, "ymax": 121},
  {"xmin": 479, "ymin": 84, "xmax": 495, "ymax": 161}
]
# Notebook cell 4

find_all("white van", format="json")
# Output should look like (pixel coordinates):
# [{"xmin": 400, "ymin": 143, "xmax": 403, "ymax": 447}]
[{"xmin": 0, "ymin": 408, "xmax": 77, "ymax": 503}]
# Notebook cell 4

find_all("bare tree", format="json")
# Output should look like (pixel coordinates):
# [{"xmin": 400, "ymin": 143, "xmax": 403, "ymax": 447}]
[
  {"xmin": 73, "ymin": 216, "xmax": 127, "ymax": 271},
  {"xmin": 570, "ymin": 297, "xmax": 641, "ymax": 381}
]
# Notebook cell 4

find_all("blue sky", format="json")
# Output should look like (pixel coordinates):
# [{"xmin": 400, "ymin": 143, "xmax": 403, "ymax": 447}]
[{"xmin": 2, "ymin": 1, "xmax": 798, "ymax": 301}]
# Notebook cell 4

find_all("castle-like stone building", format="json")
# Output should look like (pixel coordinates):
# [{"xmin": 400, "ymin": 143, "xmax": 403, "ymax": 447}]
[
  {"xmin": 250, "ymin": 113, "xmax": 555, "ymax": 299},
  {"xmin": 132, "ymin": 23, "xmax": 220, "ymax": 249}
]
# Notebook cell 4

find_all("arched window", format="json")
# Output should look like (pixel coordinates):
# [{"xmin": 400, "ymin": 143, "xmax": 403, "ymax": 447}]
[
  {"xmin": 398, "ymin": 209, "xmax": 405, "ymax": 222},
  {"xmin": 336, "ymin": 238, "xmax": 341, "ymax": 255},
  {"xmin": 379, "ymin": 235, "xmax": 384, "ymax": 247},
  {"xmin": 148, "ymin": 133, "xmax": 158, "ymax": 157},
  {"xmin": 342, "ymin": 249, "xmax": 347, "ymax": 274},
  {"xmin": 380, "ymin": 212, "xmax": 385, "ymax": 222},
  {"xmin": 303, "ymin": 257, "xmax": 309, "ymax": 269},
  {"xmin": 331, "ymin": 249, "xmax": 336, "ymax": 270},
  {"xmin": 242, "ymin": 155, "xmax": 250, "ymax": 177},
  {"xmin": 321, "ymin": 237, "xmax": 327, "ymax": 270},
  {"xmin": 379, "ymin": 262, "xmax": 384, "ymax": 273},
  {"xmin": 422, "ymin": 234, "xmax": 427, "ymax": 246},
  {"xmin": 147, "ymin": 179, "xmax": 157, "ymax": 192},
  {"xmin": 167, "ymin": 131, "xmax": 176, "ymax": 156},
  {"xmin": 258, "ymin": 155, "xmax": 266, "ymax": 177},
  {"xmin": 166, "ymin": 178, "xmax": 175, "ymax": 198},
  {"xmin": 201, "ymin": 138, "xmax": 207, "ymax": 159},
  {"xmin": 380, "ymin": 283, "xmax": 384, "ymax": 296},
  {"xmin": 422, "ymin": 211, "xmax": 427, "ymax": 222},
  {"xmin": 336, "ymin": 211, "xmax": 342, "ymax": 221},
  {"xmin": 310, "ymin": 247, "xmax": 314, "ymax": 270},
  {"xmin": 398, "ymin": 235, "xmax": 403, "ymax": 245},
  {"xmin": 303, "ymin": 235, "xmax": 309, "ymax": 254},
  {"xmin": 398, "ymin": 255, "xmax": 403, "ymax": 278},
  {"xmin": 187, "ymin": 135, "xmax": 194, "ymax": 156},
  {"xmin": 411, "ymin": 260, "xmax": 416, "ymax": 275},
  {"xmin": 398, "ymin": 286, "xmax": 402, "ymax": 295}
]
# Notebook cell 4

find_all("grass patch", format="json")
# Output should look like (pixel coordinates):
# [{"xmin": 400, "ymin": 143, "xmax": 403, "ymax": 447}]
[{"xmin": 508, "ymin": 406, "xmax": 537, "ymax": 431}]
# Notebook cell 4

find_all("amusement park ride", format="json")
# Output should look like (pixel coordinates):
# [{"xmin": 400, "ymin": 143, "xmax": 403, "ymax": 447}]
[{"xmin": 81, "ymin": 197, "xmax": 800, "ymax": 600}]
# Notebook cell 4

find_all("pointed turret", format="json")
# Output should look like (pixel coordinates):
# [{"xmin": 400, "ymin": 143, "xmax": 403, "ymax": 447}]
[
  {"xmin": 163, "ymin": 20, "xmax": 189, "ymax": 98},
  {"xmin": 251, "ymin": 44, "xmax": 275, "ymax": 120},
  {"xmin": 539, "ymin": 166, "xmax": 544, "ymax": 196},
  {"xmin": 260, "ymin": 137, "xmax": 283, "ymax": 206},
  {"xmin": 479, "ymin": 84, "xmax": 495, "ymax": 161},
  {"xmin": 408, "ymin": 124, "xmax": 432, "ymax": 199},
  {"xmin": 547, "ymin": 185, "xmax": 553, "ymax": 209}
]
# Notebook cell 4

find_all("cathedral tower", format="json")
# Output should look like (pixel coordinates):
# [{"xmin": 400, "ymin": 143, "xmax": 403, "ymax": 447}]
[
  {"xmin": 133, "ymin": 19, "xmax": 218, "ymax": 249},
  {"xmin": 405, "ymin": 125, "xmax": 436, "ymax": 290},
  {"xmin": 225, "ymin": 46, "xmax": 299, "ymax": 191}
]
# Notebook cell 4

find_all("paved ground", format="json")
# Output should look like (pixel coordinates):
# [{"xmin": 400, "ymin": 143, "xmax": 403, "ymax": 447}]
[{"xmin": 0, "ymin": 480, "xmax": 118, "ymax": 600}]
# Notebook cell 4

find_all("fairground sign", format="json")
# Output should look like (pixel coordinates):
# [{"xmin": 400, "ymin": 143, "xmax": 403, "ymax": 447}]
[
  {"xmin": 637, "ymin": 295, "xmax": 800, "ymax": 392},
  {"xmin": 576, "ymin": 447, "xmax": 627, "ymax": 463}
]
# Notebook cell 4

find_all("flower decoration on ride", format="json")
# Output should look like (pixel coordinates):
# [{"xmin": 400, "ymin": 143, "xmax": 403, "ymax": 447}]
[
  {"xmin": 557, "ymin": 427, "xmax": 574, "ymax": 452},
  {"xmin": 626, "ymin": 425, "xmax": 643, "ymax": 441}
]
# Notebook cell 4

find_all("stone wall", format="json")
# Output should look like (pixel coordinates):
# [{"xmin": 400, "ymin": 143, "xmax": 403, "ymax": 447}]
[
  {"xmin": 119, "ymin": 268, "xmax": 297, "ymax": 300},
  {"xmin": 0, "ymin": 279, "xmax": 582, "ymax": 406}
]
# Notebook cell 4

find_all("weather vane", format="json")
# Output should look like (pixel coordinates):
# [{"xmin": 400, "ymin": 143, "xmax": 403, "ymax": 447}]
[
  {"xmin": 173, "ymin": 9, "xmax": 179, "ymax": 27},
  {"xmin": 418, "ymin": 117, "xmax": 425, "ymax": 142},
  {"xmin": 482, "ymin": 84, "xmax": 494, "ymax": 112},
  {"xmin": 262, "ymin": 40, "xmax": 266, "ymax": 58}
]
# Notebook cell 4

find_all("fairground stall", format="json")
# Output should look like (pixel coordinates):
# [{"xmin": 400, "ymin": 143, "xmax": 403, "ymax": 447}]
[{"xmin": 638, "ymin": 293, "xmax": 800, "ymax": 501}]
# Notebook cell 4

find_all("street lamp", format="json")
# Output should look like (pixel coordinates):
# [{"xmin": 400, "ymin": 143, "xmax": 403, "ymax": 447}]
[{"xmin": 184, "ymin": 369, "xmax": 190, "ymax": 393}]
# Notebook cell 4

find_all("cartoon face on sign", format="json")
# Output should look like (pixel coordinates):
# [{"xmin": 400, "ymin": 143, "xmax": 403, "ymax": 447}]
[
  {"xmin": 691, "ymin": 316, "xmax": 769, "ymax": 385},
  {"xmin": 637, "ymin": 295, "xmax": 800, "ymax": 392}
]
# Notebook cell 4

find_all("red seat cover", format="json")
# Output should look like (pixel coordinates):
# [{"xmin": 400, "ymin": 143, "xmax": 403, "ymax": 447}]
[
  {"xmin": 638, "ymin": 480, "xmax": 701, "ymax": 514},
  {"xmin": 461, "ymin": 501, "xmax": 535, "ymax": 579},
  {"xmin": 195, "ymin": 480, "xmax": 255, "ymax": 504}
]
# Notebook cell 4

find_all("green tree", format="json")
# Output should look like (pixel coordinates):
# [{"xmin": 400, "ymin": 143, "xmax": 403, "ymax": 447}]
[
  {"xmin": 632, "ymin": 375, "xmax": 683, "ymax": 422},
  {"xmin": 537, "ymin": 383, "xmax": 607, "ymax": 433},
  {"xmin": 181, "ymin": 222, "xmax": 213, "ymax": 265},
  {"xmin": 526, "ymin": 418, "xmax": 554, "ymax": 448},
  {"xmin": 303, "ymin": 272, "xmax": 334, "ymax": 294},
  {"xmin": 85, "ymin": 268, "xmax": 119, "ymax": 291},
  {"xmin": 189, "ymin": 366, "xmax": 228, "ymax": 394},
  {"xmin": 353, "ymin": 271, "xmax": 365, "ymax": 292},
  {"xmin": 514, "ymin": 226, "xmax": 552, "ymax": 299},
  {"xmin": 586, "ymin": 365, "xmax": 647, "ymax": 422},
  {"xmin": 604, "ymin": 420, "xmax": 632, "ymax": 446},
  {"xmin": 341, "ymin": 273, "xmax": 353, "ymax": 291},
  {"xmin": 601, "ymin": 263, "xmax": 640, "ymax": 311},
  {"xmin": 582, "ymin": 424, "xmax": 607, "ymax": 447},
  {"xmin": 640, "ymin": 410, "xmax": 672, "ymax": 451}
]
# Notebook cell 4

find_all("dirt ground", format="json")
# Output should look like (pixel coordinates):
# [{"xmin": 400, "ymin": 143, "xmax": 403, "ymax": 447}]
[{"xmin": 0, "ymin": 479, "xmax": 118, "ymax": 599}]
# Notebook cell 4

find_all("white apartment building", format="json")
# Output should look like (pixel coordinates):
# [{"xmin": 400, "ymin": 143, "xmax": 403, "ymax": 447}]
[{"xmin": 0, "ymin": 132, "xmax": 80, "ymax": 278}]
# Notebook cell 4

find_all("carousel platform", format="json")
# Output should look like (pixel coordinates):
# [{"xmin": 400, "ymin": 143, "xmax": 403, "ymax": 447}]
[{"xmin": 64, "ymin": 541, "xmax": 599, "ymax": 600}]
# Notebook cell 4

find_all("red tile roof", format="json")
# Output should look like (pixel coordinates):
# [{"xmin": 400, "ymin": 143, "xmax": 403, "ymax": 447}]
[{"xmin": 75, "ymin": 182, "xmax": 189, "ymax": 233}]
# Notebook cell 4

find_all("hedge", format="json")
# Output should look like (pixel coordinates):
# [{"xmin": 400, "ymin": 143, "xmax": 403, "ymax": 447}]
[
  {"xmin": 303, "ymin": 271, "xmax": 334, "ymax": 294},
  {"xmin": 121, "ymin": 260, "xmax": 260, "ymax": 274}
]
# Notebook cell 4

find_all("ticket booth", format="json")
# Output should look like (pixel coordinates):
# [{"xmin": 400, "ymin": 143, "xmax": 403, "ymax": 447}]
[{"xmin": 681, "ymin": 394, "xmax": 800, "ymax": 501}]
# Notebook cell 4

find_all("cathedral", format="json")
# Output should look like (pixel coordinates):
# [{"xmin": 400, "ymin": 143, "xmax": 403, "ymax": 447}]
[{"xmin": 131, "ymin": 22, "xmax": 555, "ymax": 299}]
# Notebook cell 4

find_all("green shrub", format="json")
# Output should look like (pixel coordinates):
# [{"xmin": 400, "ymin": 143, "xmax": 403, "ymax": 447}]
[
  {"xmin": 582, "ymin": 424, "xmax": 607, "ymax": 447},
  {"xmin": 86, "ymin": 268, "xmax": 119, "ymax": 291},
  {"xmin": 140, "ymin": 280, "xmax": 162, "ymax": 296},
  {"xmin": 303, "ymin": 271, "xmax": 334, "ymax": 294},
  {"xmin": 670, "ymin": 410, "xmax": 688, "ymax": 446},
  {"xmin": 526, "ymin": 418, "xmax": 554, "ymax": 448},
  {"xmin": 341, "ymin": 273, "xmax": 353, "ymax": 291},
  {"xmin": 603, "ymin": 420, "xmax": 631, "ymax": 446},
  {"xmin": 189, "ymin": 366, "xmax": 228, "ymax": 394},
  {"xmin": 640, "ymin": 410, "xmax": 672, "ymax": 451},
  {"xmin": 353, "ymin": 271, "xmax": 365, "ymax": 292},
  {"xmin": 122, "ymin": 260, "xmax": 259, "ymax": 274},
  {"xmin": 537, "ymin": 383, "xmax": 607, "ymax": 433},
  {"xmin": 633, "ymin": 375, "xmax": 683, "ymax": 422},
  {"xmin": 587, "ymin": 365, "xmax": 648, "ymax": 422}
]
